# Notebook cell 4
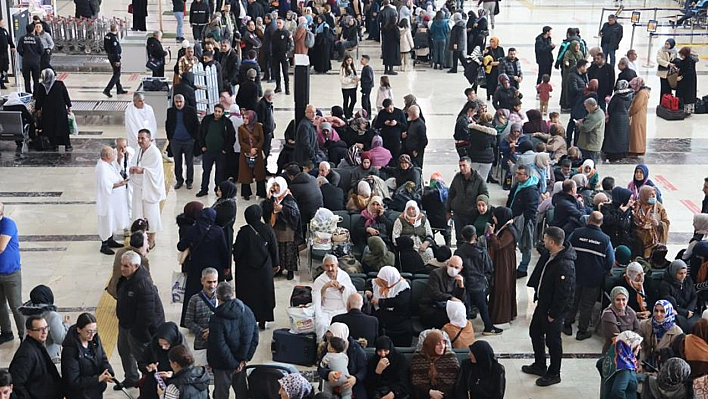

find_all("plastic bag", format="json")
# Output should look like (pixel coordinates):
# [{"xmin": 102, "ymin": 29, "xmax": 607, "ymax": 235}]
[
  {"xmin": 312, "ymin": 232, "xmax": 332, "ymax": 250},
  {"xmin": 171, "ymin": 272, "xmax": 186, "ymax": 303},
  {"xmin": 287, "ymin": 304, "xmax": 316, "ymax": 334},
  {"xmin": 67, "ymin": 112, "xmax": 79, "ymax": 135}
]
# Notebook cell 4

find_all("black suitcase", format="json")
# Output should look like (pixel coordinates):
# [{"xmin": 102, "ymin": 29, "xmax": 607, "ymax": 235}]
[
  {"xmin": 656, "ymin": 104, "xmax": 685, "ymax": 121},
  {"xmin": 271, "ymin": 328, "xmax": 317, "ymax": 366},
  {"xmin": 289, "ymin": 286, "xmax": 313, "ymax": 307},
  {"xmin": 245, "ymin": 364, "xmax": 296, "ymax": 399}
]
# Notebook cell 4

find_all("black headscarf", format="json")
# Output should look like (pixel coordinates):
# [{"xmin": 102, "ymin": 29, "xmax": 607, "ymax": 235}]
[
  {"xmin": 195, "ymin": 208, "xmax": 217, "ymax": 235},
  {"xmin": 19, "ymin": 285, "xmax": 57, "ymax": 315},
  {"xmin": 492, "ymin": 206, "xmax": 518, "ymax": 241},
  {"xmin": 469, "ymin": 341, "xmax": 499, "ymax": 376},
  {"xmin": 463, "ymin": 340, "xmax": 504, "ymax": 396},
  {"xmin": 181, "ymin": 71, "xmax": 195, "ymax": 88},
  {"xmin": 218, "ymin": 180, "xmax": 238, "ymax": 199},
  {"xmin": 245, "ymin": 204, "xmax": 264, "ymax": 227},
  {"xmin": 612, "ymin": 187, "xmax": 632, "ymax": 207},
  {"xmin": 145, "ymin": 322, "xmax": 186, "ymax": 371}
]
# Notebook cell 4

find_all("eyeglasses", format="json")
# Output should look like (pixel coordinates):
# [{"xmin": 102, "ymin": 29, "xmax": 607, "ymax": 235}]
[
  {"xmin": 84, "ymin": 329, "xmax": 98, "ymax": 335},
  {"xmin": 30, "ymin": 326, "xmax": 51, "ymax": 332}
]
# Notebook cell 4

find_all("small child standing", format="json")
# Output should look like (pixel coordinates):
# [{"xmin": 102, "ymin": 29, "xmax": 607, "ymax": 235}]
[
  {"xmin": 376, "ymin": 76, "xmax": 394, "ymax": 111},
  {"xmin": 320, "ymin": 337, "xmax": 352, "ymax": 399},
  {"xmin": 536, "ymin": 74, "xmax": 553, "ymax": 116},
  {"xmin": 398, "ymin": 19, "xmax": 414, "ymax": 71}
]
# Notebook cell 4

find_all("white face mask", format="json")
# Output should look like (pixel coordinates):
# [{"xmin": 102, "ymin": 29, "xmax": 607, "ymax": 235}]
[{"xmin": 447, "ymin": 267, "xmax": 460, "ymax": 277}]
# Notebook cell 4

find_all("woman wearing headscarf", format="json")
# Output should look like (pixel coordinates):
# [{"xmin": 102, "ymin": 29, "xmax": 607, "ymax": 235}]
[
  {"xmin": 675, "ymin": 46, "xmax": 698, "ymax": 115},
  {"xmin": 34, "ymin": 68, "xmax": 72, "ymax": 151},
  {"xmin": 454, "ymin": 340, "xmax": 506, "ymax": 399},
  {"xmin": 176, "ymin": 201, "xmax": 205, "ymax": 240},
  {"xmin": 354, "ymin": 196, "xmax": 393, "ymax": 250},
  {"xmin": 656, "ymin": 38, "xmax": 678, "ymax": 97},
  {"xmin": 212, "ymin": 180, "xmax": 238, "ymax": 262},
  {"xmin": 311, "ymin": 14, "xmax": 334, "ymax": 73},
  {"xmin": 600, "ymin": 286, "xmax": 641, "ymax": 353},
  {"xmin": 659, "ymin": 260, "xmax": 699, "ymax": 332},
  {"xmin": 350, "ymin": 153, "xmax": 381, "ymax": 192},
  {"xmin": 137, "ymin": 321, "xmax": 188, "ymax": 399},
  {"xmin": 422, "ymin": 173, "xmax": 451, "ymax": 246},
  {"xmin": 61, "ymin": 313, "xmax": 114, "ymax": 399},
  {"xmin": 598, "ymin": 331, "xmax": 643, "ymax": 399},
  {"xmin": 683, "ymin": 213, "xmax": 708, "ymax": 262},
  {"xmin": 2, "ymin": 92, "xmax": 35, "ymax": 151},
  {"xmin": 442, "ymin": 301, "xmax": 475, "ymax": 348},
  {"xmin": 632, "ymin": 185, "xmax": 670, "ymax": 259},
  {"xmin": 678, "ymin": 318, "xmax": 708, "ymax": 378},
  {"xmin": 578, "ymin": 159, "xmax": 599, "ymax": 189},
  {"xmin": 382, "ymin": 154, "xmax": 421, "ymax": 190},
  {"xmin": 532, "ymin": 152, "xmax": 554, "ymax": 195},
  {"xmin": 645, "ymin": 357, "xmax": 692, "ymax": 399},
  {"xmin": 347, "ymin": 180, "xmax": 374, "ymax": 212},
  {"xmin": 233, "ymin": 204, "xmax": 278, "ymax": 330},
  {"xmin": 619, "ymin": 262, "xmax": 651, "ymax": 320},
  {"xmin": 627, "ymin": 164, "xmax": 662, "ymax": 203},
  {"xmin": 482, "ymin": 36, "xmax": 504, "ymax": 101},
  {"xmin": 18, "ymin": 285, "xmax": 69, "ymax": 363},
  {"xmin": 368, "ymin": 135, "xmax": 393, "ymax": 168},
  {"xmin": 262, "ymin": 176, "xmax": 301, "ymax": 280},
  {"xmin": 470, "ymin": 194, "xmax": 494, "ymax": 239},
  {"xmin": 366, "ymin": 336, "xmax": 409, "ymax": 399},
  {"xmin": 317, "ymin": 323, "xmax": 368, "ymax": 399},
  {"xmin": 522, "ymin": 109, "xmax": 549, "ymax": 134},
  {"xmin": 560, "ymin": 40, "xmax": 584, "ymax": 110},
  {"xmin": 177, "ymin": 207, "xmax": 229, "ymax": 325},
  {"xmin": 392, "ymin": 200, "xmax": 435, "ymax": 264},
  {"xmin": 362, "ymin": 236, "xmax": 396, "ymax": 272},
  {"xmin": 600, "ymin": 187, "xmax": 634, "ymax": 249},
  {"xmin": 237, "ymin": 110, "xmax": 267, "ymax": 200},
  {"xmin": 639, "ymin": 300, "xmax": 684, "ymax": 368},
  {"xmin": 410, "ymin": 330, "xmax": 460, "ymax": 399},
  {"xmin": 487, "ymin": 206, "xmax": 519, "ymax": 326},
  {"xmin": 278, "ymin": 374, "xmax": 314, "ymax": 399},
  {"xmin": 370, "ymin": 266, "xmax": 412, "ymax": 346},
  {"xmin": 603, "ymin": 79, "xmax": 634, "ymax": 162},
  {"xmin": 628, "ymin": 77, "xmax": 650, "ymax": 157}
]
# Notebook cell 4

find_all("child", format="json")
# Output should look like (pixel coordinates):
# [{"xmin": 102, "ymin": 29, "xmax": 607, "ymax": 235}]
[
  {"xmin": 536, "ymin": 74, "xmax": 553, "ymax": 116},
  {"xmin": 320, "ymin": 337, "xmax": 351, "ymax": 399},
  {"xmin": 375, "ymin": 76, "xmax": 393, "ymax": 111},
  {"xmin": 546, "ymin": 111, "xmax": 560, "ymax": 130},
  {"xmin": 398, "ymin": 19, "xmax": 414, "ymax": 71}
]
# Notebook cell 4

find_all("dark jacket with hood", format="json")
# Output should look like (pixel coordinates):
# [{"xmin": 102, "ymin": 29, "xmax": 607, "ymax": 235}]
[
  {"xmin": 220, "ymin": 49, "xmax": 241, "ymax": 87},
  {"xmin": 61, "ymin": 326, "xmax": 113, "ymax": 399},
  {"xmin": 527, "ymin": 244, "xmax": 577, "ymax": 320},
  {"xmin": 287, "ymin": 171, "xmax": 324, "ymax": 221},
  {"xmin": 207, "ymin": 298, "xmax": 259, "ymax": 370},
  {"xmin": 168, "ymin": 365, "xmax": 210, "ymax": 399},
  {"xmin": 535, "ymin": 32, "xmax": 554, "ymax": 65},
  {"xmin": 449, "ymin": 19, "xmax": 466, "ymax": 53},
  {"xmin": 455, "ymin": 241, "xmax": 492, "ymax": 292},
  {"xmin": 395, "ymin": 236, "xmax": 425, "ymax": 274},
  {"xmin": 173, "ymin": 72, "xmax": 197, "ymax": 108},
  {"xmin": 600, "ymin": 188, "xmax": 634, "ymax": 249},
  {"xmin": 467, "ymin": 122, "xmax": 497, "ymax": 164},
  {"xmin": 659, "ymin": 262, "xmax": 698, "ymax": 318},
  {"xmin": 9, "ymin": 335, "xmax": 63, "ymax": 399},
  {"xmin": 447, "ymin": 170, "xmax": 489, "ymax": 217},
  {"xmin": 137, "ymin": 322, "xmax": 188, "ymax": 399},
  {"xmin": 116, "ymin": 265, "xmax": 165, "ymax": 342},
  {"xmin": 550, "ymin": 191, "xmax": 587, "ymax": 236}
]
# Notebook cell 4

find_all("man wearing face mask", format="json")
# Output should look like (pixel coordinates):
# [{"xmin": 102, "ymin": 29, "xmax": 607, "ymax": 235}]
[{"xmin": 418, "ymin": 255, "xmax": 466, "ymax": 329}]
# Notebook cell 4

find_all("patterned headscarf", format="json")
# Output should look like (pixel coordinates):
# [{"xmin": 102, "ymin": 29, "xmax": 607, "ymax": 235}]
[
  {"xmin": 652, "ymin": 300, "xmax": 676, "ymax": 340},
  {"xmin": 657, "ymin": 357, "xmax": 691, "ymax": 392},
  {"xmin": 602, "ymin": 331, "xmax": 642, "ymax": 382},
  {"xmin": 616, "ymin": 79, "xmax": 630, "ymax": 91},
  {"xmin": 278, "ymin": 374, "xmax": 312, "ymax": 399},
  {"xmin": 629, "ymin": 77, "xmax": 645, "ymax": 92}
]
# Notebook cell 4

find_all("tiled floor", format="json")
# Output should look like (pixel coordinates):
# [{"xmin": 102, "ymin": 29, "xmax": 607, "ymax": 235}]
[{"xmin": 0, "ymin": 0, "xmax": 707, "ymax": 397}]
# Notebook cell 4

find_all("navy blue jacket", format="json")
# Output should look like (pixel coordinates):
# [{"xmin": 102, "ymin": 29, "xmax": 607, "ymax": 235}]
[
  {"xmin": 567, "ymin": 225, "xmax": 614, "ymax": 288},
  {"xmin": 318, "ymin": 337, "xmax": 368, "ymax": 399},
  {"xmin": 207, "ymin": 298, "xmax": 259, "ymax": 370},
  {"xmin": 551, "ymin": 191, "xmax": 587, "ymax": 236}
]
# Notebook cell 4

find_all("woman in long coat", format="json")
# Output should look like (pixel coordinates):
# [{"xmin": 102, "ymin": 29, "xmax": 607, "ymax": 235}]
[
  {"xmin": 560, "ymin": 41, "xmax": 584, "ymax": 110},
  {"xmin": 603, "ymin": 80, "xmax": 633, "ymax": 162},
  {"xmin": 35, "ymin": 69, "xmax": 72, "ymax": 151},
  {"xmin": 212, "ymin": 180, "xmax": 238, "ymax": 263},
  {"xmin": 177, "ymin": 208, "xmax": 229, "ymax": 326},
  {"xmin": 633, "ymin": 185, "xmax": 670, "ymax": 259},
  {"xmin": 233, "ymin": 204, "xmax": 278, "ymax": 330},
  {"xmin": 311, "ymin": 15, "xmax": 334, "ymax": 73},
  {"xmin": 262, "ymin": 176, "xmax": 302, "ymax": 280},
  {"xmin": 628, "ymin": 77, "xmax": 650, "ymax": 156},
  {"xmin": 487, "ymin": 206, "xmax": 519, "ymax": 325},
  {"xmin": 237, "ymin": 110, "xmax": 267, "ymax": 199},
  {"xmin": 483, "ymin": 37, "xmax": 504, "ymax": 101},
  {"xmin": 676, "ymin": 46, "xmax": 698, "ymax": 115},
  {"xmin": 381, "ymin": 11, "xmax": 401, "ymax": 74}
]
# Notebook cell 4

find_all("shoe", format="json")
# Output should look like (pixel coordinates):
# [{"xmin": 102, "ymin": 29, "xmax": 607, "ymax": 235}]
[
  {"xmin": 536, "ymin": 374, "xmax": 561, "ymax": 387},
  {"xmin": 0, "ymin": 332, "xmax": 14, "ymax": 345},
  {"xmin": 287, "ymin": 270, "xmax": 294, "ymax": 280},
  {"xmin": 117, "ymin": 89, "xmax": 129, "ymax": 95},
  {"xmin": 186, "ymin": 183, "xmax": 193, "ymax": 189},
  {"xmin": 521, "ymin": 363, "xmax": 547, "ymax": 377},
  {"xmin": 258, "ymin": 321, "xmax": 266, "ymax": 330},
  {"xmin": 516, "ymin": 270, "xmax": 528, "ymax": 279},
  {"xmin": 274, "ymin": 87, "xmax": 282, "ymax": 93},
  {"xmin": 487, "ymin": 176, "xmax": 499, "ymax": 184},
  {"xmin": 243, "ymin": 195, "xmax": 251, "ymax": 201},
  {"xmin": 272, "ymin": 266, "xmax": 281, "ymax": 276},
  {"xmin": 388, "ymin": 70, "xmax": 398, "ymax": 75},
  {"xmin": 482, "ymin": 327, "xmax": 503, "ymax": 336},
  {"xmin": 285, "ymin": 88, "xmax": 290, "ymax": 95},
  {"xmin": 175, "ymin": 182, "xmax": 183, "ymax": 189},
  {"xmin": 196, "ymin": 191, "xmax": 208, "ymax": 197},
  {"xmin": 562, "ymin": 324, "xmax": 572, "ymax": 336},
  {"xmin": 103, "ymin": 90, "xmax": 113, "ymax": 98},
  {"xmin": 106, "ymin": 238, "xmax": 123, "ymax": 248},
  {"xmin": 0, "ymin": 84, "xmax": 7, "ymax": 89},
  {"xmin": 113, "ymin": 381, "xmax": 138, "ymax": 391},
  {"xmin": 100, "ymin": 245, "xmax": 115, "ymax": 255},
  {"xmin": 65, "ymin": 146, "xmax": 73, "ymax": 152},
  {"xmin": 576, "ymin": 330, "xmax": 592, "ymax": 341},
  {"xmin": 447, "ymin": 69, "xmax": 456, "ymax": 73}
]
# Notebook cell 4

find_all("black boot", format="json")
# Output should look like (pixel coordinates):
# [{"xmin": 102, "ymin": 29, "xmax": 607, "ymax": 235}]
[
  {"xmin": 106, "ymin": 236, "xmax": 123, "ymax": 248},
  {"xmin": 100, "ymin": 242, "xmax": 115, "ymax": 255}
]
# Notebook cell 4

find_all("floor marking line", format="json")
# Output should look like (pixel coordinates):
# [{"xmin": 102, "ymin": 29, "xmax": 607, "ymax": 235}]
[
  {"xmin": 655, "ymin": 174, "xmax": 678, "ymax": 191},
  {"xmin": 681, "ymin": 199, "xmax": 701, "ymax": 214}
]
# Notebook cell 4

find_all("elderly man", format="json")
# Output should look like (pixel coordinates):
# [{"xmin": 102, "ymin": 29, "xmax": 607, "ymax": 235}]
[
  {"xmin": 576, "ymin": 97, "xmax": 605, "ymax": 165},
  {"xmin": 166, "ymin": 94, "xmax": 200, "ymax": 190},
  {"xmin": 9, "ymin": 316, "xmax": 62, "ymax": 399},
  {"xmin": 184, "ymin": 268, "xmax": 218, "ymax": 354},
  {"xmin": 587, "ymin": 52, "xmax": 614, "ymax": 110},
  {"xmin": 0, "ymin": 202, "xmax": 23, "ymax": 345},
  {"xmin": 124, "ymin": 93, "xmax": 157, "ymax": 151},
  {"xmin": 313, "ymin": 255, "xmax": 357, "ymax": 340},
  {"xmin": 402, "ymin": 105, "xmax": 427, "ymax": 168},
  {"xmin": 507, "ymin": 165, "xmax": 540, "ymax": 278},
  {"xmin": 419, "ymin": 254, "xmax": 466, "ymax": 329},
  {"xmin": 294, "ymin": 105, "xmax": 323, "ymax": 166},
  {"xmin": 446, "ymin": 157, "xmax": 489, "ymax": 245},
  {"xmin": 318, "ymin": 161, "xmax": 341, "ymax": 187},
  {"xmin": 332, "ymin": 293, "xmax": 379, "ymax": 347},
  {"xmin": 317, "ymin": 176, "xmax": 345, "ymax": 211},
  {"xmin": 95, "ymin": 146, "xmax": 130, "ymax": 255},
  {"xmin": 115, "ymin": 251, "xmax": 165, "ymax": 389},
  {"xmin": 129, "ymin": 129, "xmax": 166, "ymax": 249},
  {"xmin": 255, "ymin": 89, "xmax": 275, "ymax": 159}
]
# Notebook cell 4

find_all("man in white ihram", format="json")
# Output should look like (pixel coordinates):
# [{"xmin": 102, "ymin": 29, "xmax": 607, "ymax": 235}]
[
  {"xmin": 95, "ymin": 145, "xmax": 130, "ymax": 255},
  {"xmin": 129, "ymin": 129, "xmax": 166, "ymax": 250},
  {"xmin": 114, "ymin": 138, "xmax": 135, "ymax": 221},
  {"xmin": 312, "ymin": 255, "xmax": 356, "ymax": 340},
  {"xmin": 125, "ymin": 93, "xmax": 157, "ymax": 151}
]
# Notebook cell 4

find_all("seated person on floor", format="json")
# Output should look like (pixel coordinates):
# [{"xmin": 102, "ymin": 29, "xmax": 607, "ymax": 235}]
[
  {"xmin": 313, "ymin": 255, "xmax": 358, "ymax": 340},
  {"xmin": 419, "ymin": 255, "xmax": 466, "ymax": 329}
]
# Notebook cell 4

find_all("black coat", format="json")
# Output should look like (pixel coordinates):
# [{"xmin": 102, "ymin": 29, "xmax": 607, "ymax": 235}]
[
  {"xmin": 352, "ymin": 212, "xmax": 393, "ymax": 248},
  {"xmin": 318, "ymin": 337, "xmax": 369, "ymax": 399},
  {"xmin": 527, "ymin": 244, "xmax": 577, "ymax": 320},
  {"xmin": 116, "ymin": 266, "xmax": 165, "ymax": 343},
  {"xmin": 491, "ymin": 86, "xmax": 521, "ymax": 111},
  {"xmin": 10, "ymin": 337, "xmax": 62, "ymax": 399},
  {"xmin": 197, "ymin": 114, "xmax": 236, "ymax": 153},
  {"xmin": 146, "ymin": 37, "xmax": 167, "ymax": 63},
  {"xmin": 603, "ymin": 91, "xmax": 632, "ymax": 155},
  {"xmin": 600, "ymin": 22, "xmax": 623, "ymax": 50},
  {"xmin": 381, "ymin": 15, "xmax": 401, "ymax": 66},
  {"xmin": 332, "ymin": 310, "xmax": 379, "ymax": 348},
  {"xmin": 166, "ymin": 106, "xmax": 200, "ymax": 142},
  {"xmin": 236, "ymin": 80, "xmax": 260, "ymax": 111},
  {"xmin": 373, "ymin": 108, "xmax": 407, "ymax": 163},
  {"xmin": 255, "ymin": 98, "xmax": 275, "ymax": 137},
  {"xmin": 312, "ymin": 26, "xmax": 334, "ymax": 73},
  {"xmin": 455, "ymin": 242, "xmax": 492, "ymax": 292},
  {"xmin": 375, "ymin": 288, "xmax": 412, "ymax": 346},
  {"xmin": 220, "ymin": 49, "xmax": 241, "ymax": 87},
  {"xmin": 659, "ymin": 272, "xmax": 698, "ymax": 317},
  {"xmin": 506, "ymin": 182, "xmax": 540, "ymax": 224},
  {"xmin": 35, "ymin": 81, "xmax": 71, "ymax": 147},
  {"xmin": 189, "ymin": 0, "xmax": 209, "ymax": 25},
  {"xmin": 449, "ymin": 22, "xmax": 466, "ymax": 53},
  {"xmin": 677, "ymin": 55, "xmax": 698, "ymax": 104},
  {"xmin": 550, "ymin": 191, "xmax": 586, "ymax": 237},
  {"xmin": 74, "ymin": 0, "xmax": 95, "ymax": 18},
  {"xmin": 238, "ymin": 59, "xmax": 262, "ymax": 89},
  {"xmin": 419, "ymin": 266, "xmax": 466, "ymax": 325},
  {"xmin": 288, "ymin": 172, "xmax": 324, "ymax": 222},
  {"xmin": 421, "ymin": 187, "xmax": 448, "ymax": 230},
  {"xmin": 467, "ymin": 124, "xmax": 496, "ymax": 164},
  {"xmin": 138, "ymin": 322, "xmax": 188, "ymax": 399},
  {"xmin": 173, "ymin": 76, "xmax": 197, "ymax": 108},
  {"xmin": 207, "ymin": 298, "xmax": 259, "ymax": 370},
  {"xmin": 587, "ymin": 63, "xmax": 616, "ymax": 100},
  {"xmin": 366, "ymin": 344, "xmax": 409, "ymax": 398},
  {"xmin": 535, "ymin": 33, "xmax": 554, "ymax": 65},
  {"xmin": 61, "ymin": 326, "xmax": 113, "ymax": 399},
  {"xmin": 320, "ymin": 182, "xmax": 345, "ymax": 211},
  {"xmin": 617, "ymin": 68, "xmax": 637, "ymax": 86}
]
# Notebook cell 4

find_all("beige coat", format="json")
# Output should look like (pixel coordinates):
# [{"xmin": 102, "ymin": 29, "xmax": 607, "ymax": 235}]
[
  {"xmin": 656, "ymin": 48, "xmax": 676, "ymax": 79},
  {"xmin": 638, "ymin": 318, "xmax": 683, "ymax": 364},
  {"xmin": 628, "ymin": 88, "xmax": 649, "ymax": 155},
  {"xmin": 399, "ymin": 27, "xmax": 414, "ymax": 53}
]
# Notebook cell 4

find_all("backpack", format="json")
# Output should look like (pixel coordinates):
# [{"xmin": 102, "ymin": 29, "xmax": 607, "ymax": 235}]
[{"xmin": 305, "ymin": 30, "xmax": 315, "ymax": 48}]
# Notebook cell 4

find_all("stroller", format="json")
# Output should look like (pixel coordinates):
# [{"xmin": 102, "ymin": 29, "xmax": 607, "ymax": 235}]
[{"xmin": 413, "ymin": 26, "xmax": 432, "ymax": 67}]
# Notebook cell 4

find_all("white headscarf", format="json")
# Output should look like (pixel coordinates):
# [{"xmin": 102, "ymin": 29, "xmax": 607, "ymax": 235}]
[
  {"xmin": 581, "ymin": 159, "xmax": 595, "ymax": 176},
  {"xmin": 41, "ymin": 68, "xmax": 56, "ymax": 93},
  {"xmin": 4, "ymin": 92, "xmax": 25, "ymax": 107},
  {"xmin": 328, "ymin": 322, "xmax": 350, "ymax": 340},
  {"xmin": 267, "ymin": 176, "xmax": 289, "ymax": 200},
  {"xmin": 404, "ymin": 200, "xmax": 422, "ymax": 227},
  {"xmin": 446, "ymin": 300, "xmax": 468, "ymax": 328},
  {"xmin": 373, "ymin": 266, "xmax": 410, "ymax": 308}
]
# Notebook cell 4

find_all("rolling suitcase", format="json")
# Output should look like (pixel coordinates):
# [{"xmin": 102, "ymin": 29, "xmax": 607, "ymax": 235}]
[
  {"xmin": 656, "ymin": 105, "xmax": 685, "ymax": 121},
  {"xmin": 271, "ymin": 328, "xmax": 317, "ymax": 366}
]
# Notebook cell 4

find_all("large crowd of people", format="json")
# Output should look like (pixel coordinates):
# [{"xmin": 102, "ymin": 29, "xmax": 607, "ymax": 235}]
[{"xmin": 1, "ymin": 0, "xmax": 708, "ymax": 397}]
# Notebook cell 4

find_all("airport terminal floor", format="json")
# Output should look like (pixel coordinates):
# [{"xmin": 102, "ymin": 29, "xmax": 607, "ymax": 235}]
[{"xmin": 0, "ymin": 0, "xmax": 707, "ymax": 397}]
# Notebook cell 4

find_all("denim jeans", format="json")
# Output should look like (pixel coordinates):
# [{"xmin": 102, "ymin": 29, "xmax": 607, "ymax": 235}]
[
  {"xmin": 518, "ymin": 246, "xmax": 532, "ymax": 273},
  {"xmin": 174, "ymin": 12, "xmax": 184, "ymax": 39},
  {"xmin": 602, "ymin": 45, "xmax": 616, "ymax": 67},
  {"xmin": 468, "ymin": 289, "xmax": 493, "ymax": 331},
  {"xmin": 0, "ymin": 270, "xmax": 24, "ymax": 337},
  {"xmin": 432, "ymin": 40, "xmax": 446, "ymax": 66}
]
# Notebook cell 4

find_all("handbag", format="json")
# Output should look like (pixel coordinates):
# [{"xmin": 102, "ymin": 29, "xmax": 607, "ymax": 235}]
[
  {"xmin": 171, "ymin": 271, "xmax": 187, "ymax": 303},
  {"xmin": 331, "ymin": 227, "xmax": 350, "ymax": 244},
  {"xmin": 476, "ymin": 66, "xmax": 487, "ymax": 88},
  {"xmin": 146, "ymin": 58, "xmax": 164, "ymax": 72}
]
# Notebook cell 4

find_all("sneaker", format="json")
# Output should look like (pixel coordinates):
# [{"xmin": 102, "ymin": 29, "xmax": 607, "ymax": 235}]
[
  {"xmin": 521, "ymin": 363, "xmax": 547, "ymax": 377},
  {"xmin": 175, "ymin": 182, "xmax": 183, "ymax": 189},
  {"xmin": 196, "ymin": 191, "xmax": 208, "ymax": 197},
  {"xmin": 562, "ymin": 324, "xmax": 572, "ymax": 336},
  {"xmin": 482, "ymin": 327, "xmax": 503, "ymax": 336},
  {"xmin": 274, "ymin": 87, "xmax": 282, "ymax": 93},
  {"xmin": 516, "ymin": 270, "xmax": 528, "ymax": 279},
  {"xmin": 576, "ymin": 330, "xmax": 592, "ymax": 341},
  {"xmin": 536, "ymin": 374, "xmax": 561, "ymax": 387},
  {"xmin": 536, "ymin": 93, "xmax": 540, "ymax": 100},
  {"xmin": 0, "ymin": 332, "xmax": 14, "ymax": 345}
]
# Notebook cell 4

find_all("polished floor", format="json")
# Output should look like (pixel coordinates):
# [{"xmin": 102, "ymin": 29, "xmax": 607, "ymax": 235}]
[{"xmin": 0, "ymin": 0, "xmax": 707, "ymax": 397}]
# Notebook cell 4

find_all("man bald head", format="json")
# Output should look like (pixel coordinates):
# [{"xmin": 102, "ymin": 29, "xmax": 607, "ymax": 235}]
[
  {"xmin": 347, "ymin": 293, "xmax": 364, "ymax": 311},
  {"xmin": 589, "ymin": 211, "xmax": 603, "ymax": 226},
  {"xmin": 100, "ymin": 145, "xmax": 114, "ymax": 161},
  {"xmin": 448, "ymin": 255, "xmax": 463, "ymax": 268}
]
